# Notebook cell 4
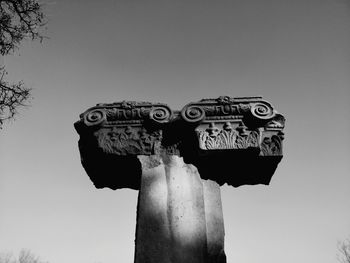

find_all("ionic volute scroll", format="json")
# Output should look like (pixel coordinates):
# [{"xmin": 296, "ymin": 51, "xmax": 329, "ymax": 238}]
[
  {"xmin": 75, "ymin": 96, "xmax": 286, "ymax": 189},
  {"xmin": 178, "ymin": 96, "xmax": 283, "ymax": 154},
  {"xmin": 80, "ymin": 101, "xmax": 173, "ymax": 127},
  {"xmin": 75, "ymin": 101, "xmax": 174, "ymax": 157},
  {"xmin": 180, "ymin": 97, "xmax": 278, "ymax": 125}
]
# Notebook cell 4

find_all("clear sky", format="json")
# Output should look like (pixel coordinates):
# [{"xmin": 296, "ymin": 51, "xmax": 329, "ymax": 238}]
[{"xmin": 1, "ymin": 0, "xmax": 350, "ymax": 262}]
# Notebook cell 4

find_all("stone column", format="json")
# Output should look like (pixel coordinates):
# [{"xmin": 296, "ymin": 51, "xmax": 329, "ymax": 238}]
[
  {"xmin": 74, "ymin": 96, "xmax": 285, "ymax": 263},
  {"xmin": 134, "ymin": 155, "xmax": 226, "ymax": 263}
]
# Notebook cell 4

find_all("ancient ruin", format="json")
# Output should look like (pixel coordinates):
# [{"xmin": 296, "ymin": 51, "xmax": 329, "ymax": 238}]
[{"xmin": 74, "ymin": 96, "xmax": 285, "ymax": 263}]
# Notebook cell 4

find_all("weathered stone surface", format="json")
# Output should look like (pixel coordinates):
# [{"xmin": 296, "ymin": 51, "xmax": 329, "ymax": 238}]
[
  {"xmin": 74, "ymin": 96, "xmax": 285, "ymax": 189},
  {"xmin": 203, "ymin": 180, "xmax": 226, "ymax": 263},
  {"xmin": 74, "ymin": 96, "xmax": 285, "ymax": 263},
  {"xmin": 134, "ymin": 155, "xmax": 225, "ymax": 263}
]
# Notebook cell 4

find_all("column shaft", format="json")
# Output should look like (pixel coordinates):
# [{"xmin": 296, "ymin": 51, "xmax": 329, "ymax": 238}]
[{"xmin": 134, "ymin": 155, "xmax": 226, "ymax": 263}]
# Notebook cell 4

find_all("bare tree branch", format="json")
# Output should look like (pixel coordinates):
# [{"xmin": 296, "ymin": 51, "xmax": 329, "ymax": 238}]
[
  {"xmin": 338, "ymin": 238, "xmax": 350, "ymax": 263},
  {"xmin": 0, "ymin": 250, "xmax": 48, "ymax": 263},
  {"xmin": 0, "ymin": 0, "xmax": 46, "ymax": 55},
  {"xmin": 0, "ymin": 252, "xmax": 15, "ymax": 263},
  {"xmin": 0, "ymin": 66, "xmax": 31, "ymax": 127},
  {"xmin": 0, "ymin": 0, "xmax": 46, "ymax": 128}
]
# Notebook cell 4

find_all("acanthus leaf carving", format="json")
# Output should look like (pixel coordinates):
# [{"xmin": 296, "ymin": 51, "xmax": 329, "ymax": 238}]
[
  {"xmin": 97, "ymin": 126, "xmax": 162, "ymax": 155},
  {"xmin": 235, "ymin": 131, "xmax": 259, "ymax": 149},
  {"xmin": 197, "ymin": 122, "xmax": 260, "ymax": 150},
  {"xmin": 260, "ymin": 135, "xmax": 282, "ymax": 156},
  {"xmin": 76, "ymin": 97, "xmax": 286, "ymax": 190},
  {"xmin": 77, "ymin": 97, "xmax": 285, "ymax": 156}
]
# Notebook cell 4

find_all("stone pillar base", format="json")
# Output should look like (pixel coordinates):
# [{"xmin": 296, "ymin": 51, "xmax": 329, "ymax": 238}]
[{"xmin": 134, "ymin": 155, "xmax": 226, "ymax": 263}]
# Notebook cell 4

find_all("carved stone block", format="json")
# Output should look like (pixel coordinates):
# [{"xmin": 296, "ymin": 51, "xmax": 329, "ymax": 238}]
[
  {"xmin": 74, "ymin": 96, "xmax": 285, "ymax": 263},
  {"xmin": 74, "ymin": 96, "xmax": 285, "ymax": 189}
]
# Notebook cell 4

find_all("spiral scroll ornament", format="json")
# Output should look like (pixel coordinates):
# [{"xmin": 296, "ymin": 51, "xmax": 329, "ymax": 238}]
[
  {"xmin": 149, "ymin": 106, "xmax": 172, "ymax": 123},
  {"xmin": 181, "ymin": 105, "xmax": 206, "ymax": 123},
  {"xmin": 84, "ymin": 109, "xmax": 107, "ymax": 126},
  {"xmin": 251, "ymin": 102, "xmax": 275, "ymax": 120}
]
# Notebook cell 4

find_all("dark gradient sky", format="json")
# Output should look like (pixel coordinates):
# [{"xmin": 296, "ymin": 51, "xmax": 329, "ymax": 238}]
[{"xmin": 1, "ymin": 0, "xmax": 350, "ymax": 262}]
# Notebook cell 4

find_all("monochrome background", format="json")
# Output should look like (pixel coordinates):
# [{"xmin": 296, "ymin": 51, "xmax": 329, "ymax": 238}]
[{"xmin": 1, "ymin": 0, "xmax": 349, "ymax": 262}]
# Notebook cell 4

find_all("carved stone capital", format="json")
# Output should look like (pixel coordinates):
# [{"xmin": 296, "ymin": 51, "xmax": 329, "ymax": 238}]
[{"xmin": 75, "ymin": 97, "xmax": 285, "ymax": 189}]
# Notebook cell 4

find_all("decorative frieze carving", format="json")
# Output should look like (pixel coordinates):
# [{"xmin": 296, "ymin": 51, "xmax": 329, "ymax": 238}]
[
  {"xmin": 180, "ymin": 96, "xmax": 277, "ymax": 124},
  {"xmin": 196, "ymin": 122, "xmax": 259, "ymax": 150},
  {"xmin": 75, "ymin": 96, "xmax": 285, "ymax": 188},
  {"xmin": 75, "ymin": 97, "xmax": 285, "ymax": 156},
  {"xmin": 96, "ymin": 126, "xmax": 162, "ymax": 155},
  {"xmin": 178, "ymin": 97, "xmax": 284, "ymax": 154},
  {"xmin": 75, "ymin": 101, "xmax": 173, "ymax": 156},
  {"xmin": 260, "ymin": 134, "xmax": 283, "ymax": 156},
  {"xmin": 80, "ymin": 101, "xmax": 173, "ymax": 127}
]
